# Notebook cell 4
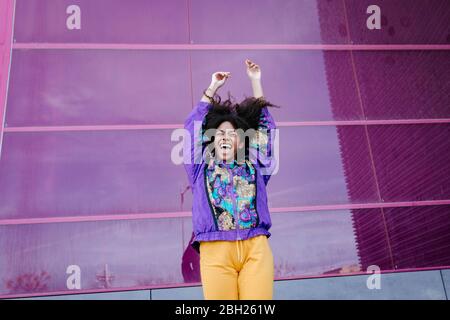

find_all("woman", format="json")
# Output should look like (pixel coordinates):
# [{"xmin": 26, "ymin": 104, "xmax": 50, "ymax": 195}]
[{"xmin": 183, "ymin": 59, "xmax": 279, "ymax": 300}]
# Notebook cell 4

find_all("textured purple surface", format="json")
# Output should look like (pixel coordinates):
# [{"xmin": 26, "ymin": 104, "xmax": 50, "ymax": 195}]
[
  {"xmin": 1, "ymin": 0, "xmax": 450, "ymax": 297},
  {"xmin": 368, "ymin": 124, "xmax": 450, "ymax": 202},
  {"xmin": 353, "ymin": 51, "xmax": 450, "ymax": 120},
  {"xmin": 344, "ymin": 0, "xmax": 450, "ymax": 44}
]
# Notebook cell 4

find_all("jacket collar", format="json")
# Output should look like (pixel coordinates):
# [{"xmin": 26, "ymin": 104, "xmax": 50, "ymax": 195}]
[{"xmin": 207, "ymin": 158, "xmax": 246, "ymax": 170}]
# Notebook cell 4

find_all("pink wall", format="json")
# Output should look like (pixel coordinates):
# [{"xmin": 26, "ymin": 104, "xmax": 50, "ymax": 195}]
[
  {"xmin": 0, "ymin": 0, "xmax": 14, "ymax": 159},
  {"xmin": 1, "ymin": 0, "xmax": 450, "ymax": 298}
]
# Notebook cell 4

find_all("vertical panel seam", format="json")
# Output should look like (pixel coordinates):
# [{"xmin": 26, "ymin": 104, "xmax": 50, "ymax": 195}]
[
  {"xmin": 440, "ymin": 270, "xmax": 448, "ymax": 300},
  {"xmin": 341, "ymin": 0, "xmax": 396, "ymax": 269}
]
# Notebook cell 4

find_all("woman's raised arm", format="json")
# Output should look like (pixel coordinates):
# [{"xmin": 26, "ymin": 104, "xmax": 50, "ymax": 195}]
[
  {"xmin": 183, "ymin": 72, "xmax": 231, "ymax": 186},
  {"xmin": 245, "ymin": 59, "xmax": 264, "ymax": 99}
]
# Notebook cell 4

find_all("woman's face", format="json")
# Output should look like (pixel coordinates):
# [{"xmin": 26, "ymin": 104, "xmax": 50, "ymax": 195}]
[{"xmin": 214, "ymin": 121, "xmax": 244, "ymax": 163}]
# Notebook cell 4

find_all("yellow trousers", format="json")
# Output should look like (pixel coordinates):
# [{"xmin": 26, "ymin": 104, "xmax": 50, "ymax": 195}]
[{"xmin": 199, "ymin": 235, "xmax": 274, "ymax": 300}]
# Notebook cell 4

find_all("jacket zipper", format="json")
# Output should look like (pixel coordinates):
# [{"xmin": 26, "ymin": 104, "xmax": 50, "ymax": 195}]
[
  {"xmin": 253, "ymin": 164, "xmax": 260, "ymax": 228},
  {"xmin": 227, "ymin": 166, "xmax": 240, "ymax": 240}
]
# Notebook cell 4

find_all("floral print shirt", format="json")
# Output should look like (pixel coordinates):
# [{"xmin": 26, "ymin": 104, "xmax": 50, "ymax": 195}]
[
  {"xmin": 205, "ymin": 159, "xmax": 258, "ymax": 231},
  {"xmin": 203, "ymin": 106, "xmax": 272, "ymax": 232}
]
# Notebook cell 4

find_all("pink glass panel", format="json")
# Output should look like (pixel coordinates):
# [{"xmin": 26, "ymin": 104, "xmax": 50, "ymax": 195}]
[
  {"xmin": 0, "ymin": 218, "xmax": 193, "ymax": 295},
  {"xmin": 13, "ymin": 0, "xmax": 189, "ymax": 44},
  {"xmin": 268, "ymin": 126, "xmax": 379, "ymax": 207},
  {"xmin": 0, "ymin": 130, "xmax": 191, "ymax": 219},
  {"xmin": 2, "ymin": 205, "xmax": 449, "ymax": 296},
  {"xmin": 6, "ymin": 50, "xmax": 192, "ymax": 126},
  {"xmin": 189, "ymin": 0, "xmax": 349, "ymax": 44},
  {"xmin": 191, "ymin": 50, "xmax": 363, "ymax": 122},
  {"xmin": 1, "ymin": 0, "xmax": 449, "ymax": 299}
]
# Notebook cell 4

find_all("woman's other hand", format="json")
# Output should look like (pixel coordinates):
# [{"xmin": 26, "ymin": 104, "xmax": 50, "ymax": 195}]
[
  {"xmin": 245, "ymin": 59, "xmax": 261, "ymax": 81},
  {"xmin": 246, "ymin": 59, "xmax": 264, "ymax": 98}
]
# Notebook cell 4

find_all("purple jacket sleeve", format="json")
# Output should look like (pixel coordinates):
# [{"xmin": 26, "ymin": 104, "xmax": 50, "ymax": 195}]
[
  {"xmin": 249, "ymin": 106, "xmax": 278, "ymax": 185},
  {"xmin": 183, "ymin": 100, "xmax": 212, "ymax": 188}
]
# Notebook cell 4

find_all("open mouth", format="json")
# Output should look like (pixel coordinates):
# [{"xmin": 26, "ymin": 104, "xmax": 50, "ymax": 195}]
[{"xmin": 219, "ymin": 142, "xmax": 232, "ymax": 150}]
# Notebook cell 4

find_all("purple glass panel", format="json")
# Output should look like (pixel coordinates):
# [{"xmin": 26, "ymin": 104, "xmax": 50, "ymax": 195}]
[
  {"xmin": 0, "ymin": 0, "xmax": 14, "ymax": 155},
  {"xmin": 6, "ymin": 50, "xmax": 192, "ymax": 126},
  {"xmin": 0, "ymin": 0, "xmax": 449, "ymax": 300},
  {"xmin": 191, "ymin": 50, "xmax": 363, "ymax": 122},
  {"xmin": 353, "ymin": 205, "xmax": 450, "ymax": 271},
  {"xmin": 0, "ymin": 0, "xmax": 13, "ymax": 45},
  {"xmin": 271, "ymin": 208, "xmax": 392, "ymax": 277},
  {"xmin": 344, "ymin": 0, "xmax": 450, "ymax": 44},
  {"xmin": 190, "ymin": 0, "xmax": 349, "ymax": 44},
  {"xmin": 353, "ymin": 50, "xmax": 450, "ymax": 120},
  {"xmin": 0, "ymin": 130, "xmax": 192, "ymax": 219},
  {"xmin": 0, "ymin": 217, "xmax": 193, "ymax": 296},
  {"xmin": 268, "ymin": 126, "xmax": 379, "ymax": 207},
  {"xmin": 2, "ymin": 205, "xmax": 448, "ymax": 297},
  {"xmin": 383, "ymin": 205, "xmax": 450, "ymax": 269},
  {"xmin": 0, "ymin": 209, "xmax": 390, "ymax": 294},
  {"xmin": 13, "ymin": 0, "xmax": 189, "ymax": 43},
  {"xmin": 351, "ymin": 208, "xmax": 393, "ymax": 271},
  {"xmin": 367, "ymin": 123, "xmax": 450, "ymax": 202}
]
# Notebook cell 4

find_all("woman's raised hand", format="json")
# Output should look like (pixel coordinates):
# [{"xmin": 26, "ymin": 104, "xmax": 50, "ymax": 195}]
[
  {"xmin": 202, "ymin": 71, "xmax": 231, "ymax": 103},
  {"xmin": 245, "ymin": 59, "xmax": 261, "ymax": 81},
  {"xmin": 210, "ymin": 71, "xmax": 231, "ymax": 90}
]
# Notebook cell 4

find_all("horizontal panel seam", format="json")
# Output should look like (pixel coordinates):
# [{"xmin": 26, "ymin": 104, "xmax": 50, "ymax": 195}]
[{"xmin": 1, "ymin": 199, "xmax": 450, "ymax": 225}]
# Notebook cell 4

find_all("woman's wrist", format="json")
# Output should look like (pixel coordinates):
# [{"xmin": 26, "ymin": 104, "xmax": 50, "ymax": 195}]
[
  {"xmin": 209, "ymin": 82, "xmax": 221, "ymax": 93},
  {"xmin": 201, "ymin": 83, "xmax": 219, "ymax": 102},
  {"xmin": 250, "ymin": 79, "xmax": 264, "ymax": 98}
]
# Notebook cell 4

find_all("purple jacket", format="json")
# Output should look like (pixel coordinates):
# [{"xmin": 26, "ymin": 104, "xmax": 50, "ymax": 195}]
[{"xmin": 184, "ymin": 100, "xmax": 277, "ymax": 254}]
